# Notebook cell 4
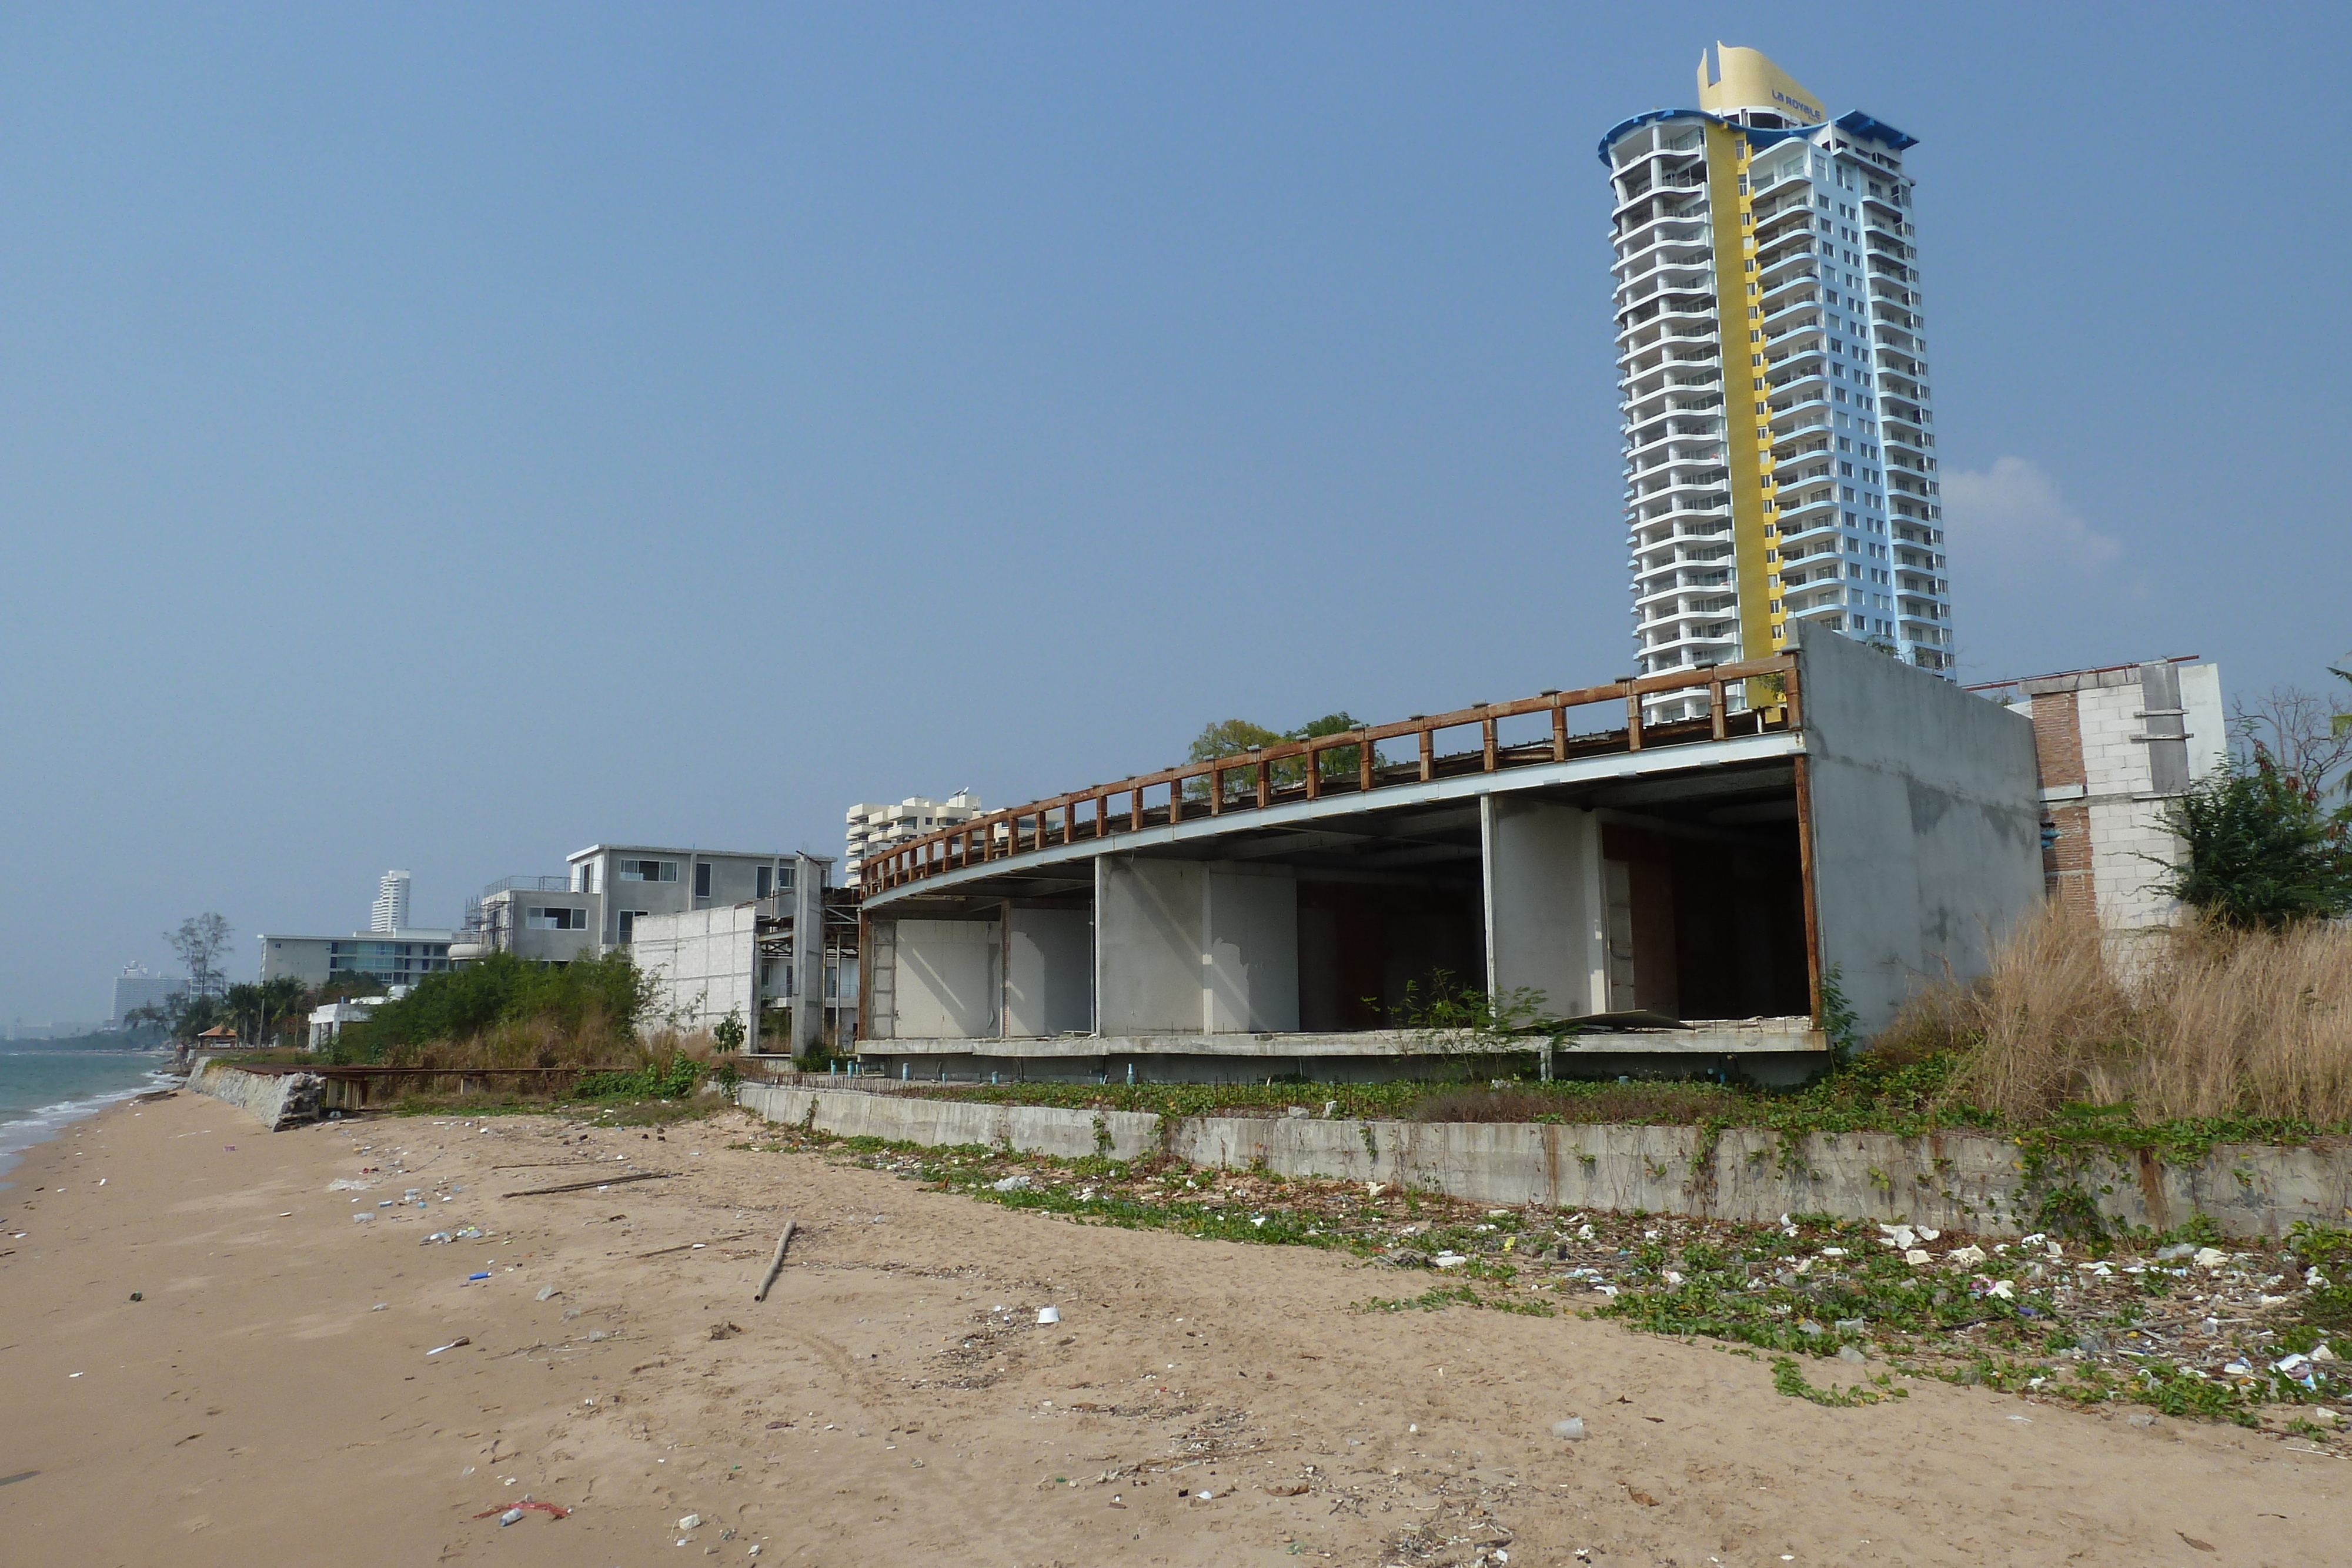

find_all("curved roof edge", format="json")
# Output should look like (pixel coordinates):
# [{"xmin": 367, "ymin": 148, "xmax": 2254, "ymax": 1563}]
[
  {"xmin": 1596, "ymin": 108, "xmax": 1820, "ymax": 165},
  {"xmin": 1834, "ymin": 110, "xmax": 1919, "ymax": 152}
]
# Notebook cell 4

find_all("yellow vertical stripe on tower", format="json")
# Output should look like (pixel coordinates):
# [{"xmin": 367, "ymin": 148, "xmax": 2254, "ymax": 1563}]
[{"xmin": 1703, "ymin": 121, "xmax": 1776, "ymax": 687}]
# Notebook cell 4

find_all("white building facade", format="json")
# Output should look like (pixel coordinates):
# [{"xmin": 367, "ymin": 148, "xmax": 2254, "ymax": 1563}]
[{"xmin": 1604, "ymin": 45, "xmax": 1954, "ymax": 718}]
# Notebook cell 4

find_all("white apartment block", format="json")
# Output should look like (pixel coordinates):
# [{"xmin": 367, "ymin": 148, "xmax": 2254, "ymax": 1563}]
[
  {"xmin": 1604, "ymin": 45, "xmax": 1954, "ymax": 719},
  {"xmin": 844, "ymin": 793, "xmax": 982, "ymax": 878},
  {"xmin": 1981, "ymin": 660, "xmax": 2227, "ymax": 930}
]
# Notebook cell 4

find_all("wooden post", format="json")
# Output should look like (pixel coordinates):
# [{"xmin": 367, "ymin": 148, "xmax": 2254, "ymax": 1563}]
[
  {"xmin": 1208, "ymin": 764, "xmax": 1222, "ymax": 815},
  {"xmin": 1255, "ymin": 757, "xmax": 1270, "ymax": 808},
  {"xmin": 1359, "ymin": 735, "xmax": 1374, "ymax": 793},
  {"xmin": 1304, "ymin": 743, "xmax": 1321, "ymax": 800},
  {"xmin": 1551, "ymin": 703, "xmax": 1567, "ymax": 762},
  {"xmin": 1709, "ymin": 676, "xmax": 1727, "ymax": 740},
  {"xmin": 1793, "ymin": 753, "xmax": 1824, "ymax": 1025},
  {"xmin": 1481, "ymin": 714, "xmax": 1498, "ymax": 772},
  {"xmin": 1625, "ymin": 684, "xmax": 1644, "ymax": 751},
  {"xmin": 1131, "ymin": 787, "xmax": 1145, "ymax": 833},
  {"xmin": 1418, "ymin": 727, "xmax": 1434, "ymax": 782}
]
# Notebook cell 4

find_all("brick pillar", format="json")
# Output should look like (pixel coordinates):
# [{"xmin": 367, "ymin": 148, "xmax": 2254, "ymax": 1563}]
[{"xmin": 2028, "ymin": 690, "xmax": 2093, "ymax": 916}]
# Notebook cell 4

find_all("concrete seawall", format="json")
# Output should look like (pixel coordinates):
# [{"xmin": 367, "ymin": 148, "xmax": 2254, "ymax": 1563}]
[
  {"xmin": 737, "ymin": 1082, "xmax": 2352, "ymax": 1241},
  {"xmin": 188, "ymin": 1058, "xmax": 323, "ymax": 1132}
]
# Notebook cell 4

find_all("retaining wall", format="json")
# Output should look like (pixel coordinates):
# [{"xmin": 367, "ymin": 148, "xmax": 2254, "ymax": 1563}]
[
  {"xmin": 188, "ymin": 1058, "xmax": 323, "ymax": 1131},
  {"xmin": 737, "ymin": 1082, "xmax": 2352, "ymax": 1241}
]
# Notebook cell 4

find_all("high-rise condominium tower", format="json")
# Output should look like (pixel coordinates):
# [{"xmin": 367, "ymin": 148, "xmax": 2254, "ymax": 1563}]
[
  {"xmin": 1603, "ymin": 45, "xmax": 1953, "ymax": 717},
  {"xmin": 371, "ymin": 868, "xmax": 412, "ymax": 934}
]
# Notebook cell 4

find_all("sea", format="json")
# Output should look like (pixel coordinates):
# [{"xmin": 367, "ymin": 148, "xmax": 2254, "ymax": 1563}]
[{"xmin": 0, "ymin": 1046, "xmax": 177, "ymax": 1182}]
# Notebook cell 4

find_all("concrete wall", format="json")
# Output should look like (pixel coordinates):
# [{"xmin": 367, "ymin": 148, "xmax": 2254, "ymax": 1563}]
[
  {"xmin": 893, "ymin": 917, "xmax": 1000, "ymax": 1038},
  {"xmin": 1205, "ymin": 864, "xmax": 1298, "ymax": 1033},
  {"xmin": 1792, "ymin": 623, "xmax": 2043, "ymax": 1034},
  {"xmin": 1481, "ymin": 796, "xmax": 1609, "ymax": 1019},
  {"xmin": 739, "ymin": 1082, "xmax": 2352, "ymax": 1242},
  {"xmin": 633, "ymin": 905, "xmax": 760, "ymax": 1039},
  {"xmin": 1095, "ymin": 858, "xmax": 1204, "ymax": 1033},
  {"xmin": 1005, "ymin": 905, "xmax": 1093, "ymax": 1037},
  {"xmin": 1095, "ymin": 857, "xmax": 1298, "ymax": 1034}
]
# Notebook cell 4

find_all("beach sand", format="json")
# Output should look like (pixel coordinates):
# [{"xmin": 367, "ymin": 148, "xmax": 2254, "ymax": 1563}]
[{"xmin": 2, "ymin": 1091, "xmax": 2346, "ymax": 1566}]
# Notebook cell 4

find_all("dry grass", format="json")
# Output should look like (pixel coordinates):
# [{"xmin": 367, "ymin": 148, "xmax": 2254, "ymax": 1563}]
[
  {"xmin": 1893, "ymin": 904, "xmax": 2352, "ymax": 1124},
  {"xmin": 375, "ymin": 1019, "xmax": 724, "ymax": 1074}
]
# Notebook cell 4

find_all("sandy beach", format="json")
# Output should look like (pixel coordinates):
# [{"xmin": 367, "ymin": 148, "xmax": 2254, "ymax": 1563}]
[{"xmin": 3, "ymin": 1091, "xmax": 2347, "ymax": 1567}]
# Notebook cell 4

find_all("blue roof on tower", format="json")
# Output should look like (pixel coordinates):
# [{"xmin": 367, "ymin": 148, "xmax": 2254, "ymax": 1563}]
[{"xmin": 1834, "ymin": 111, "xmax": 1918, "ymax": 152}]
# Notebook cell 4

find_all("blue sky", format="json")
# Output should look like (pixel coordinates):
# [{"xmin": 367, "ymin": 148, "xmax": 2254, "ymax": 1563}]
[{"xmin": 2, "ymin": 4, "xmax": 2345, "ymax": 1022}]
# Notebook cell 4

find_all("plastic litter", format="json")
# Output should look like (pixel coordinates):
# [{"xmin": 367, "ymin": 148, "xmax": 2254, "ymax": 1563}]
[
  {"xmin": 536, "ymin": 1285, "xmax": 558, "ymax": 1302},
  {"xmin": 1036, "ymin": 1306, "xmax": 1061, "ymax": 1324},
  {"xmin": 128, "ymin": 1292, "xmax": 142, "ymax": 1302},
  {"xmin": 426, "ymin": 1337, "xmax": 470, "ymax": 1355},
  {"xmin": 467, "ymin": 1272, "xmax": 492, "ymax": 1283},
  {"xmin": 1550, "ymin": 1417, "xmax": 1587, "ymax": 1440},
  {"xmin": 679, "ymin": 1513, "xmax": 703, "ymax": 1530},
  {"xmin": 1432, "ymin": 1252, "xmax": 1469, "ymax": 1269},
  {"xmin": 2192, "ymin": 1247, "xmax": 2229, "ymax": 1269},
  {"xmin": 991, "ymin": 1174, "xmax": 1031, "ymax": 1193},
  {"xmin": 352, "ymin": 1213, "xmax": 372, "ymax": 1223},
  {"xmin": 499, "ymin": 1509, "xmax": 523, "ymax": 1526}
]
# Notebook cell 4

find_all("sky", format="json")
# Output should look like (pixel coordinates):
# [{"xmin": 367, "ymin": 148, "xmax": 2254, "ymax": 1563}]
[{"xmin": 2, "ymin": 4, "xmax": 2346, "ymax": 1023}]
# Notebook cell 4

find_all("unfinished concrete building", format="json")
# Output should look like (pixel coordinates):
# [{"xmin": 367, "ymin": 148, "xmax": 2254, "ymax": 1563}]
[
  {"xmin": 633, "ymin": 854, "xmax": 860, "ymax": 1057},
  {"xmin": 1971, "ymin": 658, "xmax": 2226, "ymax": 931},
  {"xmin": 853, "ymin": 627, "xmax": 2043, "ymax": 1083}
]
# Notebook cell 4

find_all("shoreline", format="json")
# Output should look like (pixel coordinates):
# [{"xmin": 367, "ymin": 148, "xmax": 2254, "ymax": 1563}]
[
  {"xmin": 4, "ymin": 1091, "xmax": 2347, "ymax": 1564},
  {"xmin": 0, "ymin": 1052, "xmax": 178, "ymax": 1184}
]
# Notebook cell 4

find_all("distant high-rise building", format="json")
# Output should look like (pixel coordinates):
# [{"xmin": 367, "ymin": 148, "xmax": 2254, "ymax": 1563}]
[
  {"xmin": 370, "ymin": 869, "xmax": 412, "ymax": 934},
  {"xmin": 1603, "ymin": 45, "xmax": 1954, "ymax": 718},
  {"xmin": 109, "ymin": 963, "xmax": 180, "ymax": 1025}
]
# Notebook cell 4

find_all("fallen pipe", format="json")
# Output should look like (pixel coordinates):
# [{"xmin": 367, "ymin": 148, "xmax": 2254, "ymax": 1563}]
[{"xmin": 753, "ymin": 1219, "xmax": 796, "ymax": 1302}]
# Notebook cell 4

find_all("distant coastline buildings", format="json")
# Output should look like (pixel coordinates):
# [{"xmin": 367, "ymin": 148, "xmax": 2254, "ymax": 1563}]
[
  {"xmin": 261, "ymin": 868, "xmax": 455, "ymax": 989},
  {"xmin": 109, "ymin": 962, "xmax": 179, "ymax": 1025},
  {"xmin": 1603, "ymin": 44, "xmax": 1953, "ymax": 718}
]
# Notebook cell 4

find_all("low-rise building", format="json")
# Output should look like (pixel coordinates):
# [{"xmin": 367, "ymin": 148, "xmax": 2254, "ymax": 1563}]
[
  {"xmin": 260, "ymin": 931, "xmax": 459, "ymax": 989},
  {"xmin": 845, "ymin": 794, "xmax": 983, "ymax": 880},
  {"xmin": 308, "ymin": 997, "xmax": 385, "ymax": 1049},
  {"xmin": 566, "ymin": 844, "xmax": 800, "ymax": 948},
  {"xmin": 457, "ymin": 877, "xmax": 605, "ymax": 965}
]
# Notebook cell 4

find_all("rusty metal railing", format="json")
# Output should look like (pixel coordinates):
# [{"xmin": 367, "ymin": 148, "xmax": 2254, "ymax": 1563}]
[{"xmin": 861, "ymin": 656, "xmax": 1800, "ymax": 896}]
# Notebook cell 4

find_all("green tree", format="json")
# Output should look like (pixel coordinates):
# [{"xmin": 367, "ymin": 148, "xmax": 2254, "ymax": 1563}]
[
  {"xmin": 2156, "ymin": 754, "xmax": 2352, "ymax": 929},
  {"xmin": 1186, "ymin": 711, "xmax": 1365, "ymax": 797},
  {"xmin": 166, "ymin": 912, "xmax": 232, "ymax": 999}
]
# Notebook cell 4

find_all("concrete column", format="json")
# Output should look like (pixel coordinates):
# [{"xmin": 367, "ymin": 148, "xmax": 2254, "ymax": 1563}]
[
  {"xmin": 1004, "ymin": 904, "xmax": 1093, "ymax": 1038},
  {"xmin": 892, "ymin": 917, "xmax": 1001, "ymax": 1038},
  {"xmin": 1481, "ymin": 795, "xmax": 1609, "ymax": 1021},
  {"xmin": 791, "ymin": 853, "xmax": 828, "ymax": 1055}
]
